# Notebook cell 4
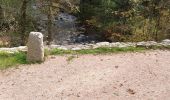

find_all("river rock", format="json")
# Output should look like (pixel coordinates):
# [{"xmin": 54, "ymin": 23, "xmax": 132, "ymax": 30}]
[
  {"xmin": 136, "ymin": 41, "xmax": 157, "ymax": 47},
  {"xmin": 162, "ymin": 39, "xmax": 170, "ymax": 46},
  {"xmin": 57, "ymin": 46, "xmax": 68, "ymax": 50},
  {"xmin": 95, "ymin": 42, "xmax": 110, "ymax": 48}
]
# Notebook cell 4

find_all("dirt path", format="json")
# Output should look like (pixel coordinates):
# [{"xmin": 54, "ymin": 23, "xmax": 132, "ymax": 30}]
[{"xmin": 0, "ymin": 50, "xmax": 170, "ymax": 100}]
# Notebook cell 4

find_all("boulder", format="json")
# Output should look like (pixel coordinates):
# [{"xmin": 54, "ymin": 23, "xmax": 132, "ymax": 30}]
[
  {"xmin": 71, "ymin": 47, "xmax": 82, "ymax": 50},
  {"xmin": 49, "ymin": 45, "xmax": 60, "ymax": 49},
  {"xmin": 57, "ymin": 46, "xmax": 68, "ymax": 50},
  {"xmin": 27, "ymin": 32, "xmax": 44, "ymax": 62},
  {"xmin": 162, "ymin": 39, "xmax": 170, "ymax": 46},
  {"xmin": 96, "ymin": 42, "xmax": 110, "ymax": 48},
  {"xmin": 162, "ymin": 39, "xmax": 170, "ymax": 43},
  {"xmin": 136, "ymin": 41, "xmax": 157, "ymax": 47}
]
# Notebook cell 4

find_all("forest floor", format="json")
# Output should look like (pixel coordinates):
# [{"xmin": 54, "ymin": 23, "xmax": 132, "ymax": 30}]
[{"xmin": 0, "ymin": 50, "xmax": 170, "ymax": 100}]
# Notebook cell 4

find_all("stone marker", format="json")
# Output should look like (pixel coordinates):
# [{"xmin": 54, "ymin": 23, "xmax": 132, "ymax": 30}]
[{"xmin": 27, "ymin": 32, "xmax": 44, "ymax": 62}]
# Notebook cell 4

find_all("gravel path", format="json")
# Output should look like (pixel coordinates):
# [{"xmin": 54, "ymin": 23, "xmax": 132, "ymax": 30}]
[{"xmin": 0, "ymin": 50, "xmax": 170, "ymax": 100}]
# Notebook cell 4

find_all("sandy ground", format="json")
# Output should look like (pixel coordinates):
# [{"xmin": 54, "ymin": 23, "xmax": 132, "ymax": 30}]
[{"xmin": 0, "ymin": 50, "xmax": 170, "ymax": 100}]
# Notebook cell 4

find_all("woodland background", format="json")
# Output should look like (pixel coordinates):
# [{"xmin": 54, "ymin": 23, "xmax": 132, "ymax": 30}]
[{"xmin": 0, "ymin": 0, "xmax": 170, "ymax": 47}]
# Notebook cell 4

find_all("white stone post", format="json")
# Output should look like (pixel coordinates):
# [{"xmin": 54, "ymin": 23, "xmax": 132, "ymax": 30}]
[{"xmin": 27, "ymin": 32, "xmax": 44, "ymax": 62}]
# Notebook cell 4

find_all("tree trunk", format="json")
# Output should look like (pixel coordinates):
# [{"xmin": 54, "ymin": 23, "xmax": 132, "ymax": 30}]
[
  {"xmin": 0, "ymin": 5, "xmax": 3, "ymax": 27},
  {"xmin": 155, "ymin": 15, "xmax": 161, "ymax": 41},
  {"xmin": 46, "ymin": 0, "xmax": 53, "ymax": 45},
  {"xmin": 19, "ymin": 0, "xmax": 28, "ymax": 46}
]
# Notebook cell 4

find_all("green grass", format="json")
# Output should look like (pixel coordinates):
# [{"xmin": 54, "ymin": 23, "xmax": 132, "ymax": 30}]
[
  {"xmin": 49, "ymin": 47, "xmax": 146, "ymax": 55},
  {"xmin": 0, "ymin": 45, "xmax": 170, "ymax": 70},
  {"xmin": 0, "ymin": 52, "xmax": 27, "ymax": 70}
]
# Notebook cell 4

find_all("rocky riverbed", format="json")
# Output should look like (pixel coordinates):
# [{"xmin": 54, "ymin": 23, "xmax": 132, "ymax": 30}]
[{"xmin": 0, "ymin": 39, "xmax": 170, "ymax": 53}]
